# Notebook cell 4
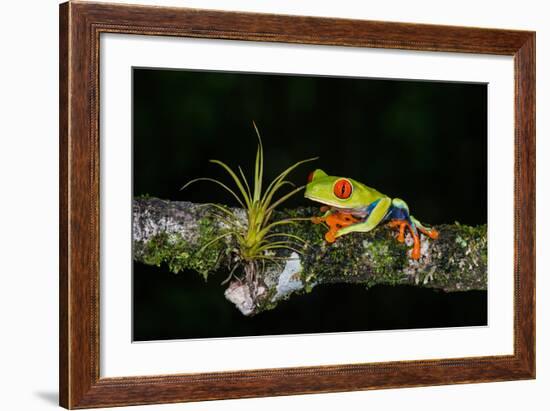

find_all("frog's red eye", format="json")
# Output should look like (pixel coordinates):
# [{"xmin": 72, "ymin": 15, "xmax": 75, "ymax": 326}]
[
  {"xmin": 334, "ymin": 179, "xmax": 353, "ymax": 199},
  {"xmin": 307, "ymin": 171, "xmax": 315, "ymax": 183}
]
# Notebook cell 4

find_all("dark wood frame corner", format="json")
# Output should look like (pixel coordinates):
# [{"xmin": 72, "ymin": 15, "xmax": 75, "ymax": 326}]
[{"xmin": 59, "ymin": 1, "xmax": 535, "ymax": 409}]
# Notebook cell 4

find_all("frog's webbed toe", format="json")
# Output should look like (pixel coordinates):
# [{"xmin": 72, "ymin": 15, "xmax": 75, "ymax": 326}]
[{"xmin": 325, "ymin": 231, "xmax": 337, "ymax": 243}]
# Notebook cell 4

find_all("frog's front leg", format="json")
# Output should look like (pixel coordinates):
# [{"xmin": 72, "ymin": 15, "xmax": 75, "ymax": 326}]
[
  {"xmin": 312, "ymin": 208, "xmax": 359, "ymax": 243},
  {"xmin": 325, "ymin": 212, "xmax": 360, "ymax": 242},
  {"xmin": 335, "ymin": 197, "xmax": 392, "ymax": 238}
]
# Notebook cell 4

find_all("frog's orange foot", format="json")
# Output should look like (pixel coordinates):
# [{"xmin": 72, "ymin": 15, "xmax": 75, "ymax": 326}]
[
  {"xmin": 326, "ymin": 212, "xmax": 359, "ymax": 228},
  {"xmin": 426, "ymin": 229, "xmax": 439, "ymax": 240},
  {"xmin": 418, "ymin": 226, "xmax": 439, "ymax": 240},
  {"xmin": 325, "ymin": 231, "xmax": 337, "ymax": 243},
  {"xmin": 397, "ymin": 229, "xmax": 406, "ymax": 243},
  {"xmin": 410, "ymin": 237, "xmax": 422, "ymax": 260},
  {"xmin": 410, "ymin": 246, "xmax": 421, "ymax": 260},
  {"xmin": 387, "ymin": 219, "xmax": 407, "ymax": 243},
  {"xmin": 320, "ymin": 211, "xmax": 359, "ymax": 244}
]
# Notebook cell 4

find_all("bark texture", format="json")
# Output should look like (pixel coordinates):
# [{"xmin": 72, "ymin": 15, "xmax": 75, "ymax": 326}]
[{"xmin": 133, "ymin": 197, "xmax": 487, "ymax": 316}]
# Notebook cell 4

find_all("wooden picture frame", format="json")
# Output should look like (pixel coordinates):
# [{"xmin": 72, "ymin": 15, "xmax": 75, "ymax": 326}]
[{"xmin": 59, "ymin": 1, "xmax": 535, "ymax": 408}]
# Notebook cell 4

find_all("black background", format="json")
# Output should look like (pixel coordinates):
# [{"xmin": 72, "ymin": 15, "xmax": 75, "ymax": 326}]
[{"xmin": 133, "ymin": 68, "xmax": 487, "ymax": 341}]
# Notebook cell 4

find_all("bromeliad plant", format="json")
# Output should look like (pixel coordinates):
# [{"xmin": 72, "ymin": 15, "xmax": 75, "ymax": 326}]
[{"xmin": 181, "ymin": 122, "xmax": 317, "ymax": 291}]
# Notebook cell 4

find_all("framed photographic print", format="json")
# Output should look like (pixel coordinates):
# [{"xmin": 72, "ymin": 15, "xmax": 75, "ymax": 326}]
[{"xmin": 59, "ymin": 1, "xmax": 535, "ymax": 408}]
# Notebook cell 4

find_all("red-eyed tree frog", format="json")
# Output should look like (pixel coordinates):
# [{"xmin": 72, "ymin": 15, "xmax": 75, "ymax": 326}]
[{"xmin": 304, "ymin": 169, "xmax": 439, "ymax": 260}]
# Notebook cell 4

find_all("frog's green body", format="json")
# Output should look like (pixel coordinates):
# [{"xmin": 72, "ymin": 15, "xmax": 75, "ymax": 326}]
[{"xmin": 304, "ymin": 169, "xmax": 438, "ymax": 260}]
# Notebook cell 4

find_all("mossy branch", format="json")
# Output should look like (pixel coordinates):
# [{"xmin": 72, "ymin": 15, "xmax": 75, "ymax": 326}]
[{"xmin": 133, "ymin": 197, "xmax": 487, "ymax": 316}]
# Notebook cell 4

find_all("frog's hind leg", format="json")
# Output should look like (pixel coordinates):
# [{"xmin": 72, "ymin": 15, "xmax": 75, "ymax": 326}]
[
  {"xmin": 386, "ymin": 199, "xmax": 409, "ymax": 242},
  {"xmin": 387, "ymin": 199, "xmax": 422, "ymax": 260},
  {"xmin": 410, "ymin": 216, "xmax": 439, "ymax": 240}
]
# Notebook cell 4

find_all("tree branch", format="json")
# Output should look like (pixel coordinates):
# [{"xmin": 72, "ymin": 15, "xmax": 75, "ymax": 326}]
[{"xmin": 133, "ymin": 197, "xmax": 487, "ymax": 316}]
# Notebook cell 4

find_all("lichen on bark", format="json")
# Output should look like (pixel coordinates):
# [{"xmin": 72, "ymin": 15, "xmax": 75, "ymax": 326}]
[{"xmin": 133, "ymin": 197, "xmax": 487, "ymax": 315}]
